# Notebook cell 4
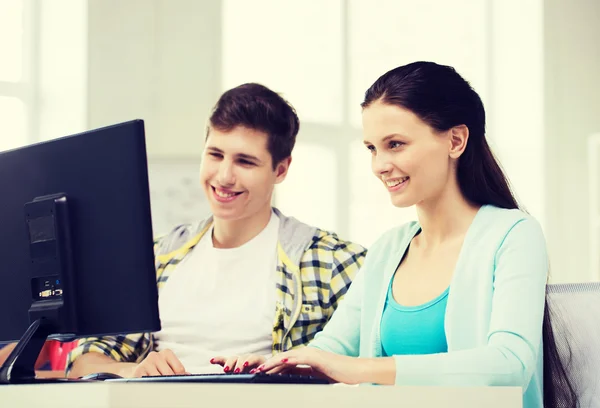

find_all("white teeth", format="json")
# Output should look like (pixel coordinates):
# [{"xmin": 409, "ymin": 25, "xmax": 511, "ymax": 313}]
[
  {"xmin": 385, "ymin": 177, "xmax": 408, "ymax": 187},
  {"xmin": 215, "ymin": 189, "xmax": 237, "ymax": 198}
]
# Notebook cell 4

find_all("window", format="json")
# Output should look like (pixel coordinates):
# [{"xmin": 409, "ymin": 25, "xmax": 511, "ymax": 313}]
[
  {"xmin": 347, "ymin": 0, "xmax": 489, "ymax": 128},
  {"xmin": 275, "ymin": 142, "xmax": 338, "ymax": 233},
  {"xmin": 222, "ymin": 0, "xmax": 343, "ymax": 125},
  {"xmin": 0, "ymin": 97, "xmax": 27, "ymax": 151},
  {"xmin": 0, "ymin": 1, "xmax": 24, "ymax": 83},
  {"xmin": 0, "ymin": 0, "xmax": 33, "ymax": 151}
]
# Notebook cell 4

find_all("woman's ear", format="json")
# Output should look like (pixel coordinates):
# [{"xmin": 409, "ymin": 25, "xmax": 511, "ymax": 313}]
[{"xmin": 448, "ymin": 125, "xmax": 469, "ymax": 159}]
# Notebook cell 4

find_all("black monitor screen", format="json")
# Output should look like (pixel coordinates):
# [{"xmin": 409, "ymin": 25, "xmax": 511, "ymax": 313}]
[{"xmin": 0, "ymin": 120, "xmax": 160, "ymax": 343}]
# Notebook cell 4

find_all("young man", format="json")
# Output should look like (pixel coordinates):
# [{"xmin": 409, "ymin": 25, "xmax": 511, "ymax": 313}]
[{"xmin": 66, "ymin": 83, "xmax": 366, "ymax": 378}]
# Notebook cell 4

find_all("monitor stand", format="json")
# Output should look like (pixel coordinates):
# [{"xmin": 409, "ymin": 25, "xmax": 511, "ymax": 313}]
[{"xmin": 0, "ymin": 318, "xmax": 72, "ymax": 384}]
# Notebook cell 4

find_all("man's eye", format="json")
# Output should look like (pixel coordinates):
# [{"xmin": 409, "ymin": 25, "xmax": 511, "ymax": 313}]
[{"xmin": 239, "ymin": 160, "xmax": 254, "ymax": 166}]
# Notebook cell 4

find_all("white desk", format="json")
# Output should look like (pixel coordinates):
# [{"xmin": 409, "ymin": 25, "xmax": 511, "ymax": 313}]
[{"xmin": 0, "ymin": 382, "xmax": 522, "ymax": 408}]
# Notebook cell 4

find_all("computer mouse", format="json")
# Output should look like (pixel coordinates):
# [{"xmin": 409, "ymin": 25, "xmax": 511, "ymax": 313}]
[{"xmin": 80, "ymin": 372, "xmax": 123, "ymax": 381}]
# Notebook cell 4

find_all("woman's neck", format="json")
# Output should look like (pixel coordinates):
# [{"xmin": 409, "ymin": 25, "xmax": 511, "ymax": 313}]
[
  {"xmin": 415, "ymin": 183, "xmax": 480, "ymax": 248},
  {"xmin": 212, "ymin": 205, "xmax": 273, "ymax": 249}
]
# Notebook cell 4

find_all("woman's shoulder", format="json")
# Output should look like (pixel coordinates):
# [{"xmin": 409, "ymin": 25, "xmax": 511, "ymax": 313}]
[
  {"xmin": 471, "ymin": 205, "xmax": 545, "ymax": 253},
  {"xmin": 478, "ymin": 205, "xmax": 542, "ymax": 233},
  {"xmin": 366, "ymin": 206, "xmax": 543, "ymax": 255}
]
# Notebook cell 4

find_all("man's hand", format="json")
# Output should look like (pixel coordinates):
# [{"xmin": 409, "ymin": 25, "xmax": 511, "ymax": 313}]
[{"xmin": 123, "ymin": 349, "xmax": 187, "ymax": 377}]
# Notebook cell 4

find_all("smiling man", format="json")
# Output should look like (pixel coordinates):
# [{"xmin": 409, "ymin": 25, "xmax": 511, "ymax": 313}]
[{"xmin": 66, "ymin": 83, "xmax": 367, "ymax": 379}]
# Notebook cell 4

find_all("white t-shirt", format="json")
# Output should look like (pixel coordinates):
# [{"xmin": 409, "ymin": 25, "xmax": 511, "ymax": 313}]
[{"xmin": 154, "ymin": 211, "xmax": 280, "ymax": 373}]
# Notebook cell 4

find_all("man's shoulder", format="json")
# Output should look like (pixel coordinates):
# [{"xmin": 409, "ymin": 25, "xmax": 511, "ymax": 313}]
[
  {"xmin": 154, "ymin": 217, "xmax": 212, "ymax": 258},
  {"xmin": 294, "ymin": 227, "xmax": 366, "ymax": 286},
  {"xmin": 309, "ymin": 228, "xmax": 367, "ymax": 255},
  {"xmin": 273, "ymin": 208, "xmax": 367, "ymax": 267}
]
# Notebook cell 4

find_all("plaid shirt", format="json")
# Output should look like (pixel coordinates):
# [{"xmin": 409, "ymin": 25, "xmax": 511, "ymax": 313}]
[{"xmin": 66, "ymin": 211, "xmax": 366, "ymax": 373}]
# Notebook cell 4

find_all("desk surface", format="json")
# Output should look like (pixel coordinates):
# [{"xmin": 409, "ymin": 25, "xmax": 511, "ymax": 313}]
[{"xmin": 0, "ymin": 382, "xmax": 522, "ymax": 408}]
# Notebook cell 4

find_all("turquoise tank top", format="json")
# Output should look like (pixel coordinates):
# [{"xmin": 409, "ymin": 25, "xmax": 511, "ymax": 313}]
[{"xmin": 381, "ymin": 280, "xmax": 449, "ymax": 356}]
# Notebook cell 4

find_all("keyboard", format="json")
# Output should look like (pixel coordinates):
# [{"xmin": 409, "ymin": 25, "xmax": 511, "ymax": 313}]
[{"xmin": 109, "ymin": 372, "xmax": 329, "ymax": 385}]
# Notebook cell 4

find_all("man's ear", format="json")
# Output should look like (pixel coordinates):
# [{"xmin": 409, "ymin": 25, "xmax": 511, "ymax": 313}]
[
  {"xmin": 448, "ymin": 125, "xmax": 469, "ymax": 159},
  {"xmin": 274, "ymin": 156, "xmax": 292, "ymax": 184}
]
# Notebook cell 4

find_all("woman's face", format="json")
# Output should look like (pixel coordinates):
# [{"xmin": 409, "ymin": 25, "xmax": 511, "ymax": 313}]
[{"xmin": 362, "ymin": 101, "xmax": 459, "ymax": 208}]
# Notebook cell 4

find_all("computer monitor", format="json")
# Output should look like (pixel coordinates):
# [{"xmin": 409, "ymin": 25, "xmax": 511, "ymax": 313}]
[{"xmin": 0, "ymin": 120, "xmax": 160, "ymax": 383}]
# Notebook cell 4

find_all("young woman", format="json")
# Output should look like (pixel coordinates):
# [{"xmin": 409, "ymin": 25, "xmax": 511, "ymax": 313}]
[{"xmin": 249, "ymin": 62, "xmax": 576, "ymax": 408}]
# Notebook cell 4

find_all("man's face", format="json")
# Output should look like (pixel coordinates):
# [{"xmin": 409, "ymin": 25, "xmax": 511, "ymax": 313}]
[{"xmin": 200, "ymin": 126, "xmax": 290, "ymax": 222}]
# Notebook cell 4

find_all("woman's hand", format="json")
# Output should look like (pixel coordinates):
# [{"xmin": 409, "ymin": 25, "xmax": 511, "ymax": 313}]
[
  {"xmin": 258, "ymin": 348, "xmax": 367, "ymax": 385},
  {"xmin": 210, "ymin": 354, "xmax": 267, "ymax": 374}
]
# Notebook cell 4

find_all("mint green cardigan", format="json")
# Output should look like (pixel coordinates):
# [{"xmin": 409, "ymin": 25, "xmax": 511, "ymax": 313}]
[{"xmin": 310, "ymin": 205, "xmax": 546, "ymax": 408}]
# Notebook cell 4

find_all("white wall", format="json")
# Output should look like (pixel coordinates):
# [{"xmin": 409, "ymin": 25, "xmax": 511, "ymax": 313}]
[
  {"xmin": 37, "ymin": 0, "xmax": 88, "ymax": 142},
  {"xmin": 487, "ymin": 0, "xmax": 545, "ymax": 223},
  {"xmin": 25, "ymin": 0, "xmax": 600, "ymax": 282},
  {"xmin": 87, "ymin": 0, "xmax": 221, "ymax": 157},
  {"xmin": 36, "ymin": 0, "xmax": 222, "ymax": 154},
  {"xmin": 544, "ymin": 0, "xmax": 600, "ymax": 282}
]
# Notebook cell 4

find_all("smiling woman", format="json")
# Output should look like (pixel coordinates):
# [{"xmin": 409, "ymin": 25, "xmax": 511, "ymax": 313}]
[
  {"xmin": 257, "ymin": 61, "xmax": 577, "ymax": 408},
  {"xmin": 362, "ymin": 102, "xmax": 462, "ymax": 210}
]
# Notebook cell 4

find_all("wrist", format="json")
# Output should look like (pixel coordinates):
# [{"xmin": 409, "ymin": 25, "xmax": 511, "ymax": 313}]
[
  {"xmin": 116, "ymin": 363, "xmax": 137, "ymax": 378},
  {"xmin": 359, "ymin": 357, "xmax": 396, "ymax": 385}
]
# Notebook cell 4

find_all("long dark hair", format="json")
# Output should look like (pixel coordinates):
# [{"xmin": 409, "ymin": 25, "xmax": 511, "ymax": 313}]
[{"xmin": 362, "ymin": 61, "xmax": 577, "ymax": 408}]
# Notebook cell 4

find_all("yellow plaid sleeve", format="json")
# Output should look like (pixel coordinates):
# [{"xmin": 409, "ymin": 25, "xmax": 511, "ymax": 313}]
[
  {"xmin": 287, "ymin": 232, "xmax": 366, "ymax": 349},
  {"xmin": 65, "ymin": 332, "xmax": 153, "ymax": 375},
  {"xmin": 329, "ymin": 239, "xmax": 367, "ymax": 309}
]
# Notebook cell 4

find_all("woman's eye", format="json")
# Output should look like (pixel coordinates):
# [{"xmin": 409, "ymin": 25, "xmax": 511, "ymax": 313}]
[
  {"xmin": 366, "ymin": 145, "xmax": 375, "ymax": 152},
  {"xmin": 389, "ymin": 141, "xmax": 404, "ymax": 149},
  {"xmin": 209, "ymin": 153, "xmax": 222, "ymax": 158}
]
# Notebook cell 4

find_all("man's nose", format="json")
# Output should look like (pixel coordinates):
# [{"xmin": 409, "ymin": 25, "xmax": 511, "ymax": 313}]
[{"xmin": 217, "ymin": 161, "xmax": 235, "ymax": 186}]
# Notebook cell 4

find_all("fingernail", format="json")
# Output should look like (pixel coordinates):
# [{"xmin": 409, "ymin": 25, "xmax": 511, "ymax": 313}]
[
  {"xmin": 224, "ymin": 366, "xmax": 230, "ymax": 372},
  {"xmin": 249, "ymin": 369, "xmax": 257, "ymax": 374},
  {"xmin": 234, "ymin": 368, "xmax": 240, "ymax": 373},
  {"xmin": 281, "ymin": 358, "xmax": 288, "ymax": 363},
  {"xmin": 210, "ymin": 358, "xmax": 215, "ymax": 364},
  {"xmin": 257, "ymin": 365, "xmax": 264, "ymax": 371},
  {"xmin": 243, "ymin": 361, "xmax": 249, "ymax": 367}
]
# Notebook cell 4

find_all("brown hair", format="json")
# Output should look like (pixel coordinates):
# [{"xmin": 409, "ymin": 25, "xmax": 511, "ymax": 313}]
[{"xmin": 208, "ymin": 83, "xmax": 300, "ymax": 169}]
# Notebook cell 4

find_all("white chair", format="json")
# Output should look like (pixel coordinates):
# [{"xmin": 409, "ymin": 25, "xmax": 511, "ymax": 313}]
[{"xmin": 547, "ymin": 282, "xmax": 600, "ymax": 407}]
